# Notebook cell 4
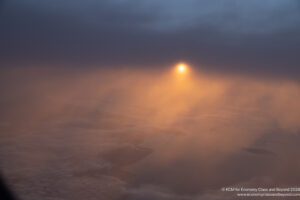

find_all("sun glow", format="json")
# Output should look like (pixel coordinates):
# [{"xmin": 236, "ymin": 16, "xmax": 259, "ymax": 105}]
[
  {"xmin": 177, "ymin": 63, "xmax": 186, "ymax": 72},
  {"xmin": 179, "ymin": 65, "xmax": 185, "ymax": 72},
  {"xmin": 175, "ymin": 63, "xmax": 189, "ymax": 75}
]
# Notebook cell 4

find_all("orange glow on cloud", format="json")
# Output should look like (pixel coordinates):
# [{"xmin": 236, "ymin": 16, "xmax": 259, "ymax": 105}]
[{"xmin": 1, "ymin": 66, "xmax": 300, "ymax": 199}]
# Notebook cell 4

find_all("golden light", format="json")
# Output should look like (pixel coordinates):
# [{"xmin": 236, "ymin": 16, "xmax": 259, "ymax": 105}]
[
  {"xmin": 179, "ymin": 65, "xmax": 185, "ymax": 72},
  {"xmin": 176, "ymin": 63, "xmax": 188, "ymax": 73}
]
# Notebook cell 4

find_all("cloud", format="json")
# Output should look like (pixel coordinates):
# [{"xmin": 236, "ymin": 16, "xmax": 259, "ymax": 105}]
[
  {"xmin": 0, "ymin": 0, "xmax": 300, "ymax": 79},
  {"xmin": 2, "ymin": 66, "xmax": 300, "ymax": 199},
  {"xmin": 243, "ymin": 147, "xmax": 276, "ymax": 157},
  {"xmin": 123, "ymin": 185, "xmax": 192, "ymax": 200},
  {"xmin": 0, "ymin": 2, "xmax": 300, "ymax": 196}
]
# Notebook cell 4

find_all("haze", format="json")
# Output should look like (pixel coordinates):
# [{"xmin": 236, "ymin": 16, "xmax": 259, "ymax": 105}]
[{"xmin": 0, "ymin": 1, "xmax": 300, "ymax": 200}]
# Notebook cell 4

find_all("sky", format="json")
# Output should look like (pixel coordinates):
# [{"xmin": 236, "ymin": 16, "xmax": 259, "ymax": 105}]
[
  {"xmin": 0, "ymin": 1, "xmax": 300, "ymax": 200},
  {"xmin": 1, "ymin": 0, "xmax": 300, "ymax": 79}
]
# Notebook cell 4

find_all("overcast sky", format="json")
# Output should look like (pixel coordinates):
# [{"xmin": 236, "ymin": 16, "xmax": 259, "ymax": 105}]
[
  {"xmin": 1, "ymin": 0, "xmax": 300, "ymax": 79},
  {"xmin": 1, "ymin": 2, "xmax": 300, "ymax": 199}
]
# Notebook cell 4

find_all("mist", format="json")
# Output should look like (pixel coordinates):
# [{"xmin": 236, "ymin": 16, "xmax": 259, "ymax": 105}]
[{"xmin": 0, "ymin": 66, "xmax": 300, "ymax": 199}]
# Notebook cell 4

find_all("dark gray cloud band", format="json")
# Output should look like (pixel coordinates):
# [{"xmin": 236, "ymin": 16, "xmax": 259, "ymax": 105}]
[{"xmin": 1, "ymin": 0, "xmax": 300, "ymax": 79}]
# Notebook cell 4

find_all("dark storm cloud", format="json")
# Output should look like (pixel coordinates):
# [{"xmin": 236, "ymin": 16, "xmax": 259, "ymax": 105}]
[{"xmin": 1, "ymin": 0, "xmax": 300, "ymax": 79}]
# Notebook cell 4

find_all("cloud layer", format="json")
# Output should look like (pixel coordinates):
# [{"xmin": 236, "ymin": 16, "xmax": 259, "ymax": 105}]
[
  {"xmin": 1, "ymin": 1, "xmax": 300, "ymax": 199},
  {"xmin": 0, "ymin": 67, "xmax": 300, "ymax": 199},
  {"xmin": 1, "ymin": 0, "xmax": 300, "ymax": 79}
]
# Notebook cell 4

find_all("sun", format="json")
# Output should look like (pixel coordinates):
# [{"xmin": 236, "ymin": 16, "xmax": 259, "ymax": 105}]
[
  {"xmin": 177, "ymin": 63, "xmax": 187, "ymax": 73},
  {"xmin": 179, "ymin": 65, "xmax": 185, "ymax": 72}
]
